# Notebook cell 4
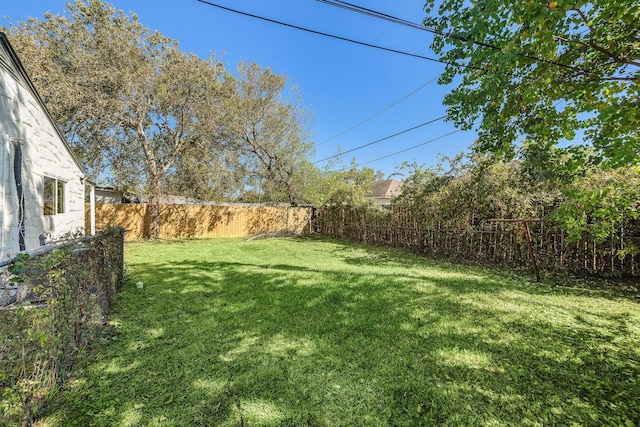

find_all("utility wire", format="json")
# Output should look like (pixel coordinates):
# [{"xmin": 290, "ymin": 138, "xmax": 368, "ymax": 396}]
[
  {"xmin": 317, "ymin": 0, "xmax": 428, "ymax": 32},
  {"xmin": 310, "ymin": 0, "xmax": 422, "ymax": 100},
  {"xmin": 317, "ymin": 75, "xmax": 440, "ymax": 146},
  {"xmin": 315, "ymin": 115, "xmax": 446, "ymax": 164},
  {"xmin": 317, "ymin": 0, "xmax": 598, "ymax": 77},
  {"xmin": 193, "ymin": 0, "xmax": 471, "ymax": 169},
  {"xmin": 313, "ymin": 3, "xmax": 604, "ymax": 165},
  {"xmin": 194, "ymin": 0, "xmax": 483, "ymax": 70},
  {"xmin": 358, "ymin": 129, "xmax": 462, "ymax": 165}
]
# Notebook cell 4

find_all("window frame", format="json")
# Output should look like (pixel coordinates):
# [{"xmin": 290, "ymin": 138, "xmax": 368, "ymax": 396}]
[
  {"xmin": 43, "ymin": 176, "xmax": 66, "ymax": 216},
  {"xmin": 56, "ymin": 179, "xmax": 65, "ymax": 214}
]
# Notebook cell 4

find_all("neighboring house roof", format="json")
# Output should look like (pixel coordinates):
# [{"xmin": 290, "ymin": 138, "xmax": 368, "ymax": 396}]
[
  {"xmin": 0, "ymin": 32, "xmax": 84, "ymax": 174},
  {"xmin": 367, "ymin": 179, "xmax": 403, "ymax": 199},
  {"xmin": 94, "ymin": 186, "xmax": 129, "ymax": 203}
]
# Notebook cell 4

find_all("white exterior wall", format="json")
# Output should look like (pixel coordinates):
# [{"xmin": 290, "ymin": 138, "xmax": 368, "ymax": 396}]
[
  {"xmin": 95, "ymin": 188, "xmax": 124, "ymax": 204},
  {"xmin": 0, "ymin": 65, "xmax": 85, "ymax": 263}
]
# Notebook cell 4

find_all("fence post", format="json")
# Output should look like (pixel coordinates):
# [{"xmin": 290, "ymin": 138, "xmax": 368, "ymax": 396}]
[{"xmin": 522, "ymin": 221, "xmax": 540, "ymax": 281}]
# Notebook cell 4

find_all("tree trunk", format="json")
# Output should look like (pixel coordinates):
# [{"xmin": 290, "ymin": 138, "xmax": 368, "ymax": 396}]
[{"xmin": 147, "ymin": 173, "xmax": 161, "ymax": 240}]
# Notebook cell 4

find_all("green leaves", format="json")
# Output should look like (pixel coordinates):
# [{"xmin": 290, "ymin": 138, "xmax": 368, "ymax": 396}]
[
  {"xmin": 423, "ymin": 0, "xmax": 639, "ymax": 244},
  {"xmin": 8, "ymin": 253, "xmax": 30, "ymax": 283},
  {"xmin": 424, "ymin": 0, "xmax": 639, "ymax": 168},
  {"xmin": 224, "ymin": 62, "xmax": 314, "ymax": 205},
  {"xmin": 552, "ymin": 165, "xmax": 640, "ymax": 243}
]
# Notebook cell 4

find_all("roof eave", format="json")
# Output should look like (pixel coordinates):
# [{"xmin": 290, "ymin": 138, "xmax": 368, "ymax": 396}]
[{"xmin": 0, "ymin": 32, "xmax": 85, "ymax": 175}]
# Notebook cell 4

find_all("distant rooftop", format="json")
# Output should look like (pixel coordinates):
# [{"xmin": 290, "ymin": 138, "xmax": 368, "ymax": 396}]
[
  {"xmin": 368, "ymin": 179, "xmax": 403, "ymax": 199},
  {"xmin": 365, "ymin": 180, "xmax": 403, "ymax": 206}
]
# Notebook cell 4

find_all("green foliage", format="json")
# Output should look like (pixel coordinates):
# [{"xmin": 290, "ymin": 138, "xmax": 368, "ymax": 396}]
[
  {"xmin": 391, "ymin": 153, "xmax": 640, "ymax": 251},
  {"xmin": 0, "ymin": 231, "xmax": 125, "ymax": 426},
  {"xmin": 393, "ymin": 160, "xmax": 450, "ymax": 204},
  {"xmin": 394, "ymin": 154, "xmax": 547, "ymax": 228},
  {"xmin": 1, "ymin": 248, "xmax": 75, "ymax": 426},
  {"xmin": 5, "ymin": 1, "xmax": 316, "ymax": 227},
  {"xmin": 224, "ymin": 62, "xmax": 314, "ymax": 206},
  {"xmin": 421, "ymin": 0, "xmax": 639, "ymax": 245},
  {"xmin": 5, "ymin": 0, "xmax": 232, "ymax": 237},
  {"xmin": 163, "ymin": 144, "xmax": 247, "ymax": 203},
  {"xmin": 553, "ymin": 166, "xmax": 640, "ymax": 249},
  {"xmin": 519, "ymin": 140, "xmax": 598, "ymax": 186},
  {"xmin": 318, "ymin": 161, "xmax": 384, "ymax": 207},
  {"xmin": 423, "ymin": 0, "xmax": 640, "ymax": 167},
  {"xmin": 1, "ymin": 305, "xmax": 53, "ymax": 425}
]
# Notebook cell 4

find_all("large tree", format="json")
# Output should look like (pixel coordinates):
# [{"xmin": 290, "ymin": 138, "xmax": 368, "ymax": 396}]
[
  {"xmin": 111, "ymin": 46, "xmax": 229, "ymax": 238},
  {"xmin": 7, "ymin": 0, "xmax": 231, "ymax": 238},
  {"xmin": 225, "ymin": 62, "xmax": 314, "ymax": 206},
  {"xmin": 423, "ymin": 0, "xmax": 639, "ymax": 167}
]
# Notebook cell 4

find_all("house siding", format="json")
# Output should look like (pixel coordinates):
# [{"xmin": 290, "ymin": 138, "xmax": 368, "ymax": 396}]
[{"xmin": 0, "ymin": 49, "xmax": 85, "ymax": 263}]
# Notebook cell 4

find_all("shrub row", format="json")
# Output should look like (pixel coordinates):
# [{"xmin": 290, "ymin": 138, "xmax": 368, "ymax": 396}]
[{"xmin": 0, "ymin": 228, "xmax": 124, "ymax": 426}]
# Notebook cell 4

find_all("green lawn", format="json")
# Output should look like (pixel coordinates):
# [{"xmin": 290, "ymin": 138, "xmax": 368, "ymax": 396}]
[{"xmin": 41, "ymin": 237, "xmax": 640, "ymax": 426}]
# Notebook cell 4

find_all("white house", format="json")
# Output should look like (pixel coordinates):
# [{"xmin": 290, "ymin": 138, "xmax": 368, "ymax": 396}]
[{"xmin": 0, "ymin": 32, "xmax": 93, "ymax": 265}]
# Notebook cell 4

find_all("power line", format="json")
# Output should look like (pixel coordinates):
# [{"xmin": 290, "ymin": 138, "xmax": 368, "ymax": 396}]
[
  {"xmin": 194, "ymin": 0, "xmax": 483, "ymax": 70},
  {"xmin": 317, "ymin": 0, "xmax": 599, "ymax": 77},
  {"xmin": 193, "ymin": 0, "xmax": 472, "ymax": 170},
  {"xmin": 353, "ymin": 95, "xmax": 573, "ymax": 170},
  {"xmin": 358, "ymin": 129, "xmax": 462, "ymax": 165},
  {"xmin": 309, "ymin": 0, "xmax": 422, "ymax": 100},
  {"xmin": 315, "ymin": 115, "xmax": 447, "ymax": 164},
  {"xmin": 317, "ymin": 75, "xmax": 440, "ymax": 146},
  {"xmin": 317, "ymin": 0, "xmax": 427, "ymax": 32}
]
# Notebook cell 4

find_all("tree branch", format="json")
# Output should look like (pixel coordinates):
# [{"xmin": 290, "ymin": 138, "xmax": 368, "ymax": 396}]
[
  {"xmin": 553, "ymin": 35, "xmax": 640, "ymax": 69},
  {"xmin": 567, "ymin": 8, "xmax": 593, "ymax": 32}
]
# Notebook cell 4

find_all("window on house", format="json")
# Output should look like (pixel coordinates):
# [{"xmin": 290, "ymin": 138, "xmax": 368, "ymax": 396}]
[
  {"xmin": 44, "ymin": 177, "xmax": 55, "ymax": 215},
  {"xmin": 56, "ymin": 180, "xmax": 65, "ymax": 214},
  {"xmin": 43, "ymin": 176, "xmax": 66, "ymax": 215}
]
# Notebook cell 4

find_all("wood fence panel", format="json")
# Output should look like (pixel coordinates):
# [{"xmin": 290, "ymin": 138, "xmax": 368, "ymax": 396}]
[
  {"xmin": 91, "ymin": 203, "xmax": 149, "ymax": 240},
  {"xmin": 87, "ymin": 203, "xmax": 312, "ymax": 241}
]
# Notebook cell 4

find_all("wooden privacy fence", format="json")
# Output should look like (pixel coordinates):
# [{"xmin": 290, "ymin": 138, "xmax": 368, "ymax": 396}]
[
  {"xmin": 87, "ymin": 203, "xmax": 313, "ymax": 240},
  {"xmin": 313, "ymin": 206, "xmax": 640, "ymax": 277}
]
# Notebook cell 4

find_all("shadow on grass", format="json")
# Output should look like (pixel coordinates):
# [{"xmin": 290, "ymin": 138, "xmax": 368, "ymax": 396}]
[{"xmin": 41, "ymin": 239, "xmax": 640, "ymax": 426}]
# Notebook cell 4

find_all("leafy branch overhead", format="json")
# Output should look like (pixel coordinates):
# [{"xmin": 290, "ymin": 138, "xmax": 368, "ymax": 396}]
[{"xmin": 423, "ymin": 0, "xmax": 639, "ymax": 167}]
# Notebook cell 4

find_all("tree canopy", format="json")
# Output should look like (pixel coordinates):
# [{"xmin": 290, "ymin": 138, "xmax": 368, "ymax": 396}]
[
  {"xmin": 7, "ymin": 0, "xmax": 232, "ymax": 237},
  {"xmin": 225, "ymin": 62, "xmax": 314, "ymax": 206},
  {"xmin": 423, "ymin": 0, "xmax": 639, "ymax": 168},
  {"xmin": 5, "ymin": 0, "xmax": 316, "ymax": 236}
]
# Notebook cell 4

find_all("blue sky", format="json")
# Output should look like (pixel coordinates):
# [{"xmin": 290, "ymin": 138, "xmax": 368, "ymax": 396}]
[{"xmin": 3, "ymin": 0, "xmax": 478, "ymax": 179}]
